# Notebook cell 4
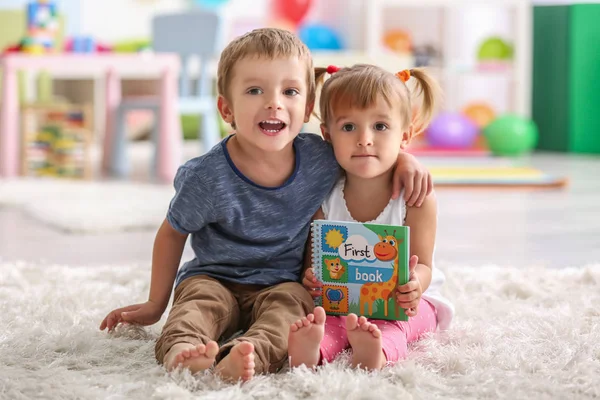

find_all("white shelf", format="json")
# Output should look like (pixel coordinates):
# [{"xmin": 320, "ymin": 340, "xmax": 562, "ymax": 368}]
[
  {"xmin": 364, "ymin": 0, "xmax": 532, "ymax": 116},
  {"xmin": 377, "ymin": 0, "xmax": 523, "ymax": 7},
  {"xmin": 311, "ymin": 51, "xmax": 414, "ymax": 72}
]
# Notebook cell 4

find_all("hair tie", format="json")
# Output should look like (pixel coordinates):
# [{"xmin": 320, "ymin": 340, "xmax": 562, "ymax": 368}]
[
  {"xmin": 396, "ymin": 69, "xmax": 411, "ymax": 82},
  {"xmin": 326, "ymin": 65, "xmax": 340, "ymax": 74}
]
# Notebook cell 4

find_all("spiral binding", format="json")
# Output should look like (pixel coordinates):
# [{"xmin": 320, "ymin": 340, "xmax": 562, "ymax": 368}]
[{"xmin": 310, "ymin": 221, "xmax": 322, "ymax": 306}]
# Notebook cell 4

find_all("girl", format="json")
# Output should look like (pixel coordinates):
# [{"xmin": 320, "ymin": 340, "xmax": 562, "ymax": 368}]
[{"xmin": 287, "ymin": 64, "xmax": 454, "ymax": 370}]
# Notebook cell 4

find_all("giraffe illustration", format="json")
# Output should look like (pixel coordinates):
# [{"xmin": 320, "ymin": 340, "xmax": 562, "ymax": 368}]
[{"xmin": 359, "ymin": 230, "xmax": 403, "ymax": 318}]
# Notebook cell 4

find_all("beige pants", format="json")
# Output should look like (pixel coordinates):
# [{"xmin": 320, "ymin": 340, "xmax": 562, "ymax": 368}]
[{"xmin": 155, "ymin": 274, "xmax": 315, "ymax": 374}]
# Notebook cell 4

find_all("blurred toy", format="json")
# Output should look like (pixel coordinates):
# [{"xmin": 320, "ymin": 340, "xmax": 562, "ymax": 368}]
[
  {"xmin": 24, "ymin": 0, "xmax": 59, "ymax": 53},
  {"xmin": 462, "ymin": 102, "xmax": 496, "ymax": 128},
  {"xmin": 64, "ymin": 36, "xmax": 112, "ymax": 53},
  {"xmin": 413, "ymin": 44, "xmax": 439, "ymax": 67},
  {"xmin": 483, "ymin": 115, "xmax": 539, "ymax": 156},
  {"xmin": 21, "ymin": 104, "xmax": 93, "ymax": 179},
  {"xmin": 192, "ymin": 0, "xmax": 230, "ymax": 8},
  {"xmin": 383, "ymin": 30, "xmax": 412, "ymax": 53},
  {"xmin": 477, "ymin": 36, "xmax": 513, "ymax": 69},
  {"xmin": 272, "ymin": 0, "xmax": 313, "ymax": 26},
  {"xmin": 426, "ymin": 112, "xmax": 479, "ymax": 149},
  {"xmin": 298, "ymin": 23, "xmax": 343, "ymax": 51}
]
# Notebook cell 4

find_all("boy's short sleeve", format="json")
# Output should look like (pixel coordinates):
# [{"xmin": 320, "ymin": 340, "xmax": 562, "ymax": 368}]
[{"xmin": 167, "ymin": 166, "xmax": 215, "ymax": 234}]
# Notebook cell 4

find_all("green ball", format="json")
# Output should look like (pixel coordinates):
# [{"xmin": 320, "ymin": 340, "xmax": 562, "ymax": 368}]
[
  {"xmin": 478, "ymin": 37, "xmax": 512, "ymax": 60},
  {"xmin": 483, "ymin": 115, "xmax": 539, "ymax": 156}
]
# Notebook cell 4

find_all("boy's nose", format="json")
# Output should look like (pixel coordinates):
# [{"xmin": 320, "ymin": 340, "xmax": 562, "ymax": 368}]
[{"xmin": 265, "ymin": 94, "xmax": 283, "ymax": 110}]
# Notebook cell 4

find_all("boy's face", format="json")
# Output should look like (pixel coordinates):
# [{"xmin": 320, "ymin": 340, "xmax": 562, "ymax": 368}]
[
  {"xmin": 218, "ymin": 56, "xmax": 312, "ymax": 153},
  {"xmin": 322, "ymin": 96, "xmax": 410, "ymax": 179}
]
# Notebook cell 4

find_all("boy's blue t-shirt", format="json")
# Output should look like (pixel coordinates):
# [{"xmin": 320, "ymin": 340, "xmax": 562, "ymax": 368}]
[{"xmin": 168, "ymin": 133, "xmax": 340, "ymax": 287}]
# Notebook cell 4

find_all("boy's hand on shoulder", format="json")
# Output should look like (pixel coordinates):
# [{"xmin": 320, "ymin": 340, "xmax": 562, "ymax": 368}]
[
  {"xmin": 99, "ymin": 300, "xmax": 164, "ymax": 332},
  {"xmin": 392, "ymin": 152, "xmax": 432, "ymax": 207},
  {"xmin": 302, "ymin": 268, "xmax": 323, "ymax": 298}
]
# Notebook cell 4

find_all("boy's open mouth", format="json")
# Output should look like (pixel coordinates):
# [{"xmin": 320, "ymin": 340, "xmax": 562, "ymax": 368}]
[{"xmin": 259, "ymin": 119, "xmax": 287, "ymax": 134}]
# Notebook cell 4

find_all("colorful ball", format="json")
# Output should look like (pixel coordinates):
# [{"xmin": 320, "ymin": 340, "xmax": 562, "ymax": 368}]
[
  {"xmin": 272, "ymin": 0, "xmax": 313, "ymax": 26},
  {"xmin": 426, "ymin": 112, "xmax": 479, "ymax": 149},
  {"xmin": 483, "ymin": 115, "xmax": 539, "ymax": 156},
  {"xmin": 383, "ymin": 30, "xmax": 412, "ymax": 53},
  {"xmin": 462, "ymin": 102, "xmax": 496, "ymax": 128},
  {"xmin": 298, "ymin": 23, "xmax": 343, "ymax": 51}
]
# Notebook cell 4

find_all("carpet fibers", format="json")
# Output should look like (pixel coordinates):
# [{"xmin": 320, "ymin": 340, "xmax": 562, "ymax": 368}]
[
  {"xmin": 0, "ymin": 179, "xmax": 173, "ymax": 233},
  {"xmin": 1, "ymin": 261, "xmax": 599, "ymax": 399}
]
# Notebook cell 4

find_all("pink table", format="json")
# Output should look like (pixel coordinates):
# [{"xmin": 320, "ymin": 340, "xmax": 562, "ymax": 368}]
[{"xmin": 0, "ymin": 53, "xmax": 182, "ymax": 182}]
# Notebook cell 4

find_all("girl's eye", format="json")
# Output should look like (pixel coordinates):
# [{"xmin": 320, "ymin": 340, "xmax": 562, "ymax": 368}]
[
  {"xmin": 341, "ymin": 123, "xmax": 356, "ymax": 132},
  {"xmin": 247, "ymin": 88, "xmax": 263, "ymax": 95},
  {"xmin": 375, "ymin": 123, "xmax": 388, "ymax": 131},
  {"xmin": 284, "ymin": 89, "xmax": 299, "ymax": 96}
]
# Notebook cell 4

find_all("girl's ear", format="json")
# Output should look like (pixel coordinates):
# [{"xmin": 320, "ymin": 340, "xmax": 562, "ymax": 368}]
[
  {"xmin": 400, "ymin": 124, "xmax": 414, "ymax": 149},
  {"xmin": 320, "ymin": 124, "xmax": 332, "ymax": 142}
]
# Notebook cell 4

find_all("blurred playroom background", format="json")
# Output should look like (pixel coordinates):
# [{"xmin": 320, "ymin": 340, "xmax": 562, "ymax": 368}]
[{"xmin": 1, "ymin": 0, "xmax": 599, "ymax": 268}]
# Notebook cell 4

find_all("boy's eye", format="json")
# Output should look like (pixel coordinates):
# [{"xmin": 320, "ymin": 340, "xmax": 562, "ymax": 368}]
[
  {"xmin": 247, "ymin": 88, "xmax": 263, "ymax": 95},
  {"xmin": 374, "ymin": 123, "xmax": 388, "ymax": 131},
  {"xmin": 341, "ymin": 123, "xmax": 356, "ymax": 132},
  {"xmin": 284, "ymin": 88, "xmax": 299, "ymax": 96}
]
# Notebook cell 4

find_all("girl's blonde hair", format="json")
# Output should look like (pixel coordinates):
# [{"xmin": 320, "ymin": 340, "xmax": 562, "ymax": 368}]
[{"xmin": 314, "ymin": 64, "xmax": 441, "ymax": 137}]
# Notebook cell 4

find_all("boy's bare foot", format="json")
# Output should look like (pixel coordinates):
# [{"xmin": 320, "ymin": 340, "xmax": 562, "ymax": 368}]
[
  {"xmin": 215, "ymin": 341, "xmax": 255, "ymax": 382},
  {"xmin": 288, "ymin": 306, "xmax": 326, "ymax": 368},
  {"xmin": 346, "ymin": 314, "xmax": 386, "ymax": 370},
  {"xmin": 163, "ymin": 341, "xmax": 219, "ymax": 373}
]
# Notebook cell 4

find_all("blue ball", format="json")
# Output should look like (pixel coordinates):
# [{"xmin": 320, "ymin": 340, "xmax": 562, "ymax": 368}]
[
  {"xmin": 298, "ymin": 23, "xmax": 343, "ymax": 51},
  {"xmin": 192, "ymin": 0, "xmax": 229, "ymax": 8}
]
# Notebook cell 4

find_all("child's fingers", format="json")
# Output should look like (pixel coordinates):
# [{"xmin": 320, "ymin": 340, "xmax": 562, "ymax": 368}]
[
  {"xmin": 396, "ymin": 290, "xmax": 419, "ymax": 303},
  {"xmin": 397, "ymin": 281, "xmax": 419, "ymax": 294},
  {"xmin": 397, "ymin": 299, "xmax": 420, "ymax": 310}
]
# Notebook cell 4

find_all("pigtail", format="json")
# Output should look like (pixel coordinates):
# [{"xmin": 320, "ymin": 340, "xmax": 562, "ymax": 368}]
[
  {"xmin": 312, "ymin": 67, "xmax": 330, "ymax": 121},
  {"xmin": 406, "ymin": 68, "xmax": 442, "ymax": 135}
]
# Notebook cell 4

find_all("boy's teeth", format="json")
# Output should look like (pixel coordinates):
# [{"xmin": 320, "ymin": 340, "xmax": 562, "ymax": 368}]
[{"xmin": 259, "ymin": 120, "xmax": 286, "ymax": 131}]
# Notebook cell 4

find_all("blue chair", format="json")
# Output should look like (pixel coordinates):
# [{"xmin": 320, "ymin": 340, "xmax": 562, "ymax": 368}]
[{"xmin": 110, "ymin": 10, "xmax": 223, "ymax": 178}]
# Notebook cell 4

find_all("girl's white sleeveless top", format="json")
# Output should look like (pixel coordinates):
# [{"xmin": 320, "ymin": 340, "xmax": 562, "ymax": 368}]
[{"xmin": 321, "ymin": 178, "xmax": 454, "ymax": 330}]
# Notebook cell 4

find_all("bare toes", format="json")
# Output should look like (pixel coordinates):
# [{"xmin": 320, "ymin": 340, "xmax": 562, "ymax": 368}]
[{"xmin": 206, "ymin": 341, "xmax": 219, "ymax": 358}]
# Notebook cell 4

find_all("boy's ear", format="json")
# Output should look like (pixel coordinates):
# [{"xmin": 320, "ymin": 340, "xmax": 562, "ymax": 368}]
[
  {"xmin": 217, "ymin": 95, "xmax": 234, "ymax": 124},
  {"xmin": 304, "ymin": 101, "xmax": 315, "ymax": 123},
  {"xmin": 320, "ymin": 123, "xmax": 331, "ymax": 142},
  {"xmin": 400, "ymin": 124, "xmax": 414, "ymax": 150}
]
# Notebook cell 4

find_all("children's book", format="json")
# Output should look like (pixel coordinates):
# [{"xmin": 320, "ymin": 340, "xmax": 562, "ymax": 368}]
[{"xmin": 311, "ymin": 220, "xmax": 410, "ymax": 321}]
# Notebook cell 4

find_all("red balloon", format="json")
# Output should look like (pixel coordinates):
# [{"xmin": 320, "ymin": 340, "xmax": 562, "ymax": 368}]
[{"xmin": 272, "ymin": 0, "xmax": 313, "ymax": 25}]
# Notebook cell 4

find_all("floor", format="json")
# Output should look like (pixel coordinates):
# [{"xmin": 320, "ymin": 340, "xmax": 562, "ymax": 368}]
[{"xmin": 1, "ymin": 144, "xmax": 599, "ymax": 269}]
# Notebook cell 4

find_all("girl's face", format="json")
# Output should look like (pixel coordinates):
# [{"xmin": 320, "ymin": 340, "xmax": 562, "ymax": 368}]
[{"xmin": 322, "ymin": 96, "xmax": 410, "ymax": 179}]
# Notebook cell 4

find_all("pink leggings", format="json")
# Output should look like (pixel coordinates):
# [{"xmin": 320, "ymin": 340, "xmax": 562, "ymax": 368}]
[{"xmin": 320, "ymin": 298, "xmax": 437, "ymax": 364}]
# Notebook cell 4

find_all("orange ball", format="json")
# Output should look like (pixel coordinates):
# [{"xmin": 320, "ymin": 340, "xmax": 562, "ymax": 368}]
[
  {"xmin": 462, "ymin": 103, "xmax": 496, "ymax": 128},
  {"xmin": 383, "ymin": 30, "xmax": 411, "ymax": 53}
]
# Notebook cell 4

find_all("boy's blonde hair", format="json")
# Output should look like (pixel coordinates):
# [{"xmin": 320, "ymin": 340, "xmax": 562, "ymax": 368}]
[
  {"xmin": 315, "ymin": 64, "xmax": 441, "ymax": 137},
  {"xmin": 217, "ymin": 28, "xmax": 316, "ymax": 105}
]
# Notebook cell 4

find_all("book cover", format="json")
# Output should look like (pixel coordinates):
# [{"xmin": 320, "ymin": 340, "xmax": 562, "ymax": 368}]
[{"xmin": 311, "ymin": 220, "xmax": 410, "ymax": 321}]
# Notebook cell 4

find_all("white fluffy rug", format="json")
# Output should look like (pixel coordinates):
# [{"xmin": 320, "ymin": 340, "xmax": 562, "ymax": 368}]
[
  {"xmin": 0, "ymin": 178, "xmax": 173, "ymax": 233},
  {"xmin": 1, "ymin": 262, "xmax": 599, "ymax": 399}
]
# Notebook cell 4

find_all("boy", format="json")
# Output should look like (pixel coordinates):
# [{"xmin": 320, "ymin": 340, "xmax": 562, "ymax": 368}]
[{"xmin": 100, "ymin": 28, "xmax": 432, "ymax": 382}]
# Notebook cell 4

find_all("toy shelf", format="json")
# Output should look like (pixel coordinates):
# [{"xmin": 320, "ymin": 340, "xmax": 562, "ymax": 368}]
[
  {"xmin": 20, "ymin": 103, "xmax": 94, "ymax": 180},
  {"xmin": 364, "ymin": 0, "xmax": 532, "ymax": 117}
]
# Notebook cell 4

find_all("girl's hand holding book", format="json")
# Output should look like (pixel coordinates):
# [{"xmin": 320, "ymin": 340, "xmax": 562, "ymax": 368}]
[{"xmin": 396, "ymin": 255, "xmax": 422, "ymax": 317}]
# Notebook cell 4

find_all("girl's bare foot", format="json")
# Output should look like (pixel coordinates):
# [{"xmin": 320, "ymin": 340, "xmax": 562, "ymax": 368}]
[
  {"xmin": 288, "ymin": 306, "xmax": 326, "ymax": 368},
  {"xmin": 346, "ymin": 314, "xmax": 386, "ymax": 370},
  {"xmin": 163, "ymin": 341, "xmax": 219, "ymax": 373},
  {"xmin": 215, "ymin": 341, "xmax": 255, "ymax": 382}
]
